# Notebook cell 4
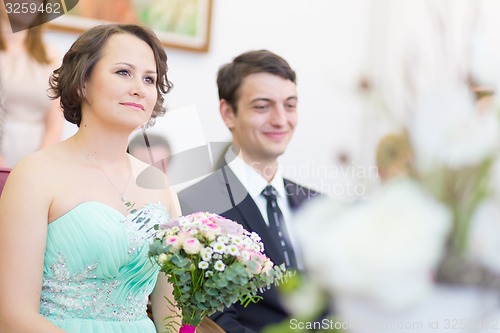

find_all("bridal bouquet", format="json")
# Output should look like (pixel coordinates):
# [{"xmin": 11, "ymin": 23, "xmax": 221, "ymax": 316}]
[{"xmin": 149, "ymin": 212, "xmax": 291, "ymax": 333}]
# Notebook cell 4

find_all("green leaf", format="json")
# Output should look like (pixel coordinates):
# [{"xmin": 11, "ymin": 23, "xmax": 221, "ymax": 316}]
[
  {"xmin": 148, "ymin": 240, "xmax": 165, "ymax": 256},
  {"xmin": 171, "ymin": 253, "xmax": 190, "ymax": 268},
  {"xmin": 205, "ymin": 287, "xmax": 218, "ymax": 296},
  {"xmin": 215, "ymin": 278, "xmax": 228, "ymax": 288}
]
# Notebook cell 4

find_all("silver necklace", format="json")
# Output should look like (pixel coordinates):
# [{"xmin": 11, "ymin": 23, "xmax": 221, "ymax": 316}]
[{"xmin": 74, "ymin": 136, "xmax": 132, "ymax": 202}]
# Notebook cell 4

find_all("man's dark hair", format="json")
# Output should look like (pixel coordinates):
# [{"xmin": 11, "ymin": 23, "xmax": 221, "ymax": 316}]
[{"xmin": 217, "ymin": 50, "xmax": 296, "ymax": 113}]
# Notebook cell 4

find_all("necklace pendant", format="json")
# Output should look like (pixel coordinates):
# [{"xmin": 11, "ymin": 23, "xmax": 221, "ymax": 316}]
[{"xmin": 121, "ymin": 193, "xmax": 127, "ymax": 202}]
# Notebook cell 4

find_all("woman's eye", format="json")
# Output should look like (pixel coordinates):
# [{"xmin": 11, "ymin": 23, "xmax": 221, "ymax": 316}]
[
  {"xmin": 144, "ymin": 76, "xmax": 156, "ymax": 84},
  {"xmin": 116, "ymin": 69, "xmax": 131, "ymax": 76}
]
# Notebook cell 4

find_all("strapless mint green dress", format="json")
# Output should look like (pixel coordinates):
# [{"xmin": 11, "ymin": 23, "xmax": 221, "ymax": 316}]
[{"xmin": 40, "ymin": 201, "xmax": 169, "ymax": 333}]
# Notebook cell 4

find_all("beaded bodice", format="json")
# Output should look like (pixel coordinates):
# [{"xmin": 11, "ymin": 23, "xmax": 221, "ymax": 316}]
[{"xmin": 40, "ymin": 202, "xmax": 169, "ymax": 322}]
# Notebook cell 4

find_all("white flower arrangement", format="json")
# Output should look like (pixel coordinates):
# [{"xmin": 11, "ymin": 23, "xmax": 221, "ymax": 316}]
[
  {"xmin": 284, "ymin": 83, "xmax": 500, "ymax": 333},
  {"xmin": 295, "ymin": 180, "xmax": 451, "ymax": 311}
]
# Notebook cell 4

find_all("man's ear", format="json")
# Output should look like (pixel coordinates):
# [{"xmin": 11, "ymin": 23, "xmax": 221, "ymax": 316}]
[{"xmin": 220, "ymin": 99, "xmax": 236, "ymax": 129}]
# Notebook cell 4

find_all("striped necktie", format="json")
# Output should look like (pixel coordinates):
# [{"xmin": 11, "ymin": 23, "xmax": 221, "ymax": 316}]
[{"xmin": 261, "ymin": 185, "xmax": 297, "ymax": 269}]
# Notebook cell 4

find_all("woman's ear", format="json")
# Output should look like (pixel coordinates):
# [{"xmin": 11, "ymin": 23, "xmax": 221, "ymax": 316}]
[{"xmin": 77, "ymin": 85, "xmax": 86, "ymax": 99}]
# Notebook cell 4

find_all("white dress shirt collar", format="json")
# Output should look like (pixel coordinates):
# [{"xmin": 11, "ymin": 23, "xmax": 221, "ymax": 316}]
[{"xmin": 225, "ymin": 145, "xmax": 286, "ymax": 201}]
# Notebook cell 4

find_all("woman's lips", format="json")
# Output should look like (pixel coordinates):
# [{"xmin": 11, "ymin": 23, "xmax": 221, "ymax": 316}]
[{"xmin": 121, "ymin": 102, "xmax": 145, "ymax": 111}]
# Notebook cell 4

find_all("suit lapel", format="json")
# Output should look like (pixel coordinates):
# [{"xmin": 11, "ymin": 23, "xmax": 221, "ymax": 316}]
[
  {"xmin": 285, "ymin": 179, "xmax": 301, "ymax": 211},
  {"xmin": 284, "ymin": 178, "xmax": 316, "ymax": 211}
]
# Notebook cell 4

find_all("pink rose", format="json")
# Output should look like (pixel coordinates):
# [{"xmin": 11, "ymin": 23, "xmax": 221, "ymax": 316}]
[
  {"xmin": 200, "ymin": 222, "xmax": 221, "ymax": 241},
  {"xmin": 166, "ymin": 236, "xmax": 181, "ymax": 251},
  {"xmin": 183, "ymin": 237, "xmax": 202, "ymax": 254}
]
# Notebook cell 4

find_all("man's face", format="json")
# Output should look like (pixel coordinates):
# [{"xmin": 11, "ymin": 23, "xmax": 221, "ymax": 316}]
[{"xmin": 222, "ymin": 72, "xmax": 298, "ymax": 165}]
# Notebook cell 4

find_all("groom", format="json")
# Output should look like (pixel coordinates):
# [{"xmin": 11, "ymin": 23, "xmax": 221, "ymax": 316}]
[{"xmin": 178, "ymin": 50, "xmax": 319, "ymax": 332}]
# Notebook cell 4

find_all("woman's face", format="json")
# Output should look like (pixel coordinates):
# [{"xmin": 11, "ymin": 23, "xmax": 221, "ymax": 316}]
[{"xmin": 82, "ymin": 32, "xmax": 158, "ymax": 131}]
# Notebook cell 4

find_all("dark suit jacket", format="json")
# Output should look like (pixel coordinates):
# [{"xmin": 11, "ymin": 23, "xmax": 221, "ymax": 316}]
[{"xmin": 178, "ymin": 164, "xmax": 319, "ymax": 333}]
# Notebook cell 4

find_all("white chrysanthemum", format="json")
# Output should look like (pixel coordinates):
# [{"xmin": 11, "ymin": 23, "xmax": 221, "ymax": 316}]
[
  {"xmin": 225, "ymin": 245, "xmax": 240, "ymax": 256},
  {"xmin": 242, "ymin": 237, "xmax": 254, "ymax": 249},
  {"xmin": 468, "ymin": 199, "xmax": 500, "ymax": 275},
  {"xmin": 217, "ymin": 236, "xmax": 229, "ymax": 244},
  {"xmin": 409, "ymin": 84, "xmax": 499, "ymax": 171},
  {"xmin": 251, "ymin": 244, "xmax": 260, "ymax": 252},
  {"xmin": 229, "ymin": 235, "xmax": 243, "ymax": 246},
  {"xmin": 189, "ymin": 229, "xmax": 198, "ymax": 236},
  {"xmin": 212, "ymin": 242, "xmax": 226, "ymax": 254},
  {"xmin": 250, "ymin": 232, "xmax": 261, "ymax": 242},
  {"xmin": 205, "ymin": 270, "xmax": 213, "ymax": 278},
  {"xmin": 295, "ymin": 180, "xmax": 451, "ymax": 310},
  {"xmin": 198, "ymin": 261, "xmax": 209, "ymax": 270},
  {"xmin": 214, "ymin": 260, "xmax": 225, "ymax": 272},
  {"xmin": 200, "ymin": 247, "xmax": 213, "ymax": 261}
]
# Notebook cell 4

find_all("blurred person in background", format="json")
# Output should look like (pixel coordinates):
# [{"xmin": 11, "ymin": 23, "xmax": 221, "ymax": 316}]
[
  {"xmin": 128, "ymin": 131, "xmax": 171, "ymax": 174},
  {"xmin": 375, "ymin": 132, "xmax": 412, "ymax": 183},
  {"xmin": 0, "ymin": 1, "xmax": 63, "ymax": 167}
]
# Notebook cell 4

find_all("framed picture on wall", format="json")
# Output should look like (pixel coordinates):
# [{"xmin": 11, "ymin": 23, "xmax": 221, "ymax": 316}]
[{"xmin": 49, "ymin": 0, "xmax": 212, "ymax": 52}]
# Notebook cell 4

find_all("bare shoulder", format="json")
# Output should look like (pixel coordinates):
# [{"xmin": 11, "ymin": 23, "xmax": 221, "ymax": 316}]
[
  {"xmin": 10, "ymin": 145, "xmax": 66, "ymax": 183},
  {"xmin": 1, "ymin": 148, "xmax": 65, "ymax": 213},
  {"xmin": 9, "ymin": 150, "xmax": 57, "ymax": 182}
]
